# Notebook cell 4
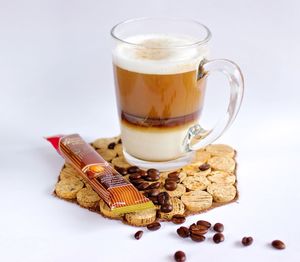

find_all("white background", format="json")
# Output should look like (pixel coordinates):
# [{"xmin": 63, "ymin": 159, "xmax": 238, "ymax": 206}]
[{"xmin": 1, "ymin": 0, "xmax": 300, "ymax": 261}]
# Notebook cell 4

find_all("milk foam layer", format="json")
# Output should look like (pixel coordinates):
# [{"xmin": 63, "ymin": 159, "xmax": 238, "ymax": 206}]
[
  {"xmin": 121, "ymin": 122, "xmax": 196, "ymax": 161},
  {"xmin": 113, "ymin": 34, "xmax": 209, "ymax": 74}
]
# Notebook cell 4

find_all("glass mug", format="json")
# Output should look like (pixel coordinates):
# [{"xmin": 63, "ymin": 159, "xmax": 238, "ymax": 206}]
[{"xmin": 111, "ymin": 17, "xmax": 244, "ymax": 171}]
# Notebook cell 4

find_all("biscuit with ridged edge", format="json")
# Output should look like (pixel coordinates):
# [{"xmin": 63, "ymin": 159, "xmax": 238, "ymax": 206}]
[
  {"xmin": 208, "ymin": 156, "xmax": 236, "ymax": 172},
  {"xmin": 205, "ymin": 144, "xmax": 235, "ymax": 158},
  {"xmin": 207, "ymin": 183, "xmax": 237, "ymax": 203},
  {"xmin": 207, "ymin": 171, "xmax": 236, "ymax": 185},
  {"xmin": 182, "ymin": 175, "xmax": 211, "ymax": 191},
  {"xmin": 76, "ymin": 188, "xmax": 100, "ymax": 208},
  {"xmin": 181, "ymin": 190, "xmax": 213, "ymax": 212},
  {"xmin": 55, "ymin": 177, "xmax": 84, "ymax": 200},
  {"xmin": 163, "ymin": 184, "xmax": 186, "ymax": 198},
  {"xmin": 125, "ymin": 208, "xmax": 157, "ymax": 226}
]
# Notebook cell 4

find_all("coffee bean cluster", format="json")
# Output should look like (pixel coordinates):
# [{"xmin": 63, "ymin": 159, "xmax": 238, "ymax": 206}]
[
  {"xmin": 164, "ymin": 171, "xmax": 180, "ymax": 191},
  {"xmin": 119, "ymin": 166, "xmax": 175, "ymax": 214}
]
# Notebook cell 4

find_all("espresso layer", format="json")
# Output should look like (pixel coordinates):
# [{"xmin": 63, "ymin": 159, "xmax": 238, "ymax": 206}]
[{"xmin": 121, "ymin": 110, "xmax": 200, "ymax": 128}]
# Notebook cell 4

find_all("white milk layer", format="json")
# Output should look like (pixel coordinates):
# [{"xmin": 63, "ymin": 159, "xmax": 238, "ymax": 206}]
[
  {"xmin": 120, "ymin": 122, "xmax": 196, "ymax": 161},
  {"xmin": 112, "ymin": 34, "xmax": 209, "ymax": 74}
]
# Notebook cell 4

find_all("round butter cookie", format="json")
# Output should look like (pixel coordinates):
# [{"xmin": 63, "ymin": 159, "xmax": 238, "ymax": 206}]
[
  {"xmin": 125, "ymin": 208, "xmax": 157, "ymax": 226},
  {"xmin": 158, "ymin": 197, "xmax": 185, "ymax": 220},
  {"xmin": 208, "ymin": 156, "xmax": 236, "ymax": 173},
  {"xmin": 205, "ymin": 144, "xmax": 235, "ymax": 158},
  {"xmin": 55, "ymin": 177, "xmax": 84, "ymax": 200},
  {"xmin": 182, "ymin": 175, "xmax": 211, "ymax": 191},
  {"xmin": 207, "ymin": 171, "xmax": 236, "ymax": 185},
  {"xmin": 76, "ymin": 188, "xmax": 100, "ymax": 208},
  {"xmin": 181, "ymin": 190, "xmax": 213, "ymax": 212},
  {"xmin": 207, "ymin": 183, "xmax": 237, "ymax": 203},
  {"xmin": 99, "ymin": 199, "xmax": 123, "ymax": 219}
]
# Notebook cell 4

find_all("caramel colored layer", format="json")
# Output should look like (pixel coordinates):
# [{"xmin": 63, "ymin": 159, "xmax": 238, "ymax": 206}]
[{"xmin": 114, "ymin": 66, "xmax": 206, "ymax": 119}]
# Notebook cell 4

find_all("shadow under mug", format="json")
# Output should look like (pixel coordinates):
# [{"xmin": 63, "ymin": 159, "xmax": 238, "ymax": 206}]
[{"xmin": 111, "ymin": 17, "xmax": 244, "ymax": 171}]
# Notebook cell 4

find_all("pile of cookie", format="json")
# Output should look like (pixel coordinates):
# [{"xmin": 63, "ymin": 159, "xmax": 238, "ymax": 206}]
[{"xmin": 54, "ymin": 136, "xmax": 238, "ymax": 227}]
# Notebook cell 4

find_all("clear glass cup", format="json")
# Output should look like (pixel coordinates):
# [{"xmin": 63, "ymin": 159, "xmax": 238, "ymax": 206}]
[{"xmin": 111, "ymin": 17, "xmax": 244, "ymax": 171}]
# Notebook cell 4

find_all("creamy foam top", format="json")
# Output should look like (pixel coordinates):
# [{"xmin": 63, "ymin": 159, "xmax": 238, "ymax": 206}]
[{"xmin": 113, "ymin": 34, "xmax": 209, "ymax": 74}]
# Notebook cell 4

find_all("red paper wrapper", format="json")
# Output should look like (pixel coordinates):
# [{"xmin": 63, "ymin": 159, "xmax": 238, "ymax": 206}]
[{"xmin": 46, "ymin": 134, "xmax": 154, "ymax": 214}]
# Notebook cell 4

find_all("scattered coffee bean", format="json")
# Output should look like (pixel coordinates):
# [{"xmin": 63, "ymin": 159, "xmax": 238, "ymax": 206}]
[
  {"xmin": 242, "ymin": 236, "xmax": 253, "ymax": 246},
  {"xmin": 177, "ymin": 226, "xmax": 190, "ymax": 238},
  {"xmin": 148, "ymin": 196, "xmax": 159, "ymax": 205},
  {"xmin": 160, "ymin": 203, "xmax": 173, "ymax": 213},
  {"xmin": 147, "ymin": 222, "xmax": 161, "ymax": 231},
  {"xmin": 196, "ymin": 220, "xmax": 211, "ymax": 229},
  {"xmin": 157, "ymin": 192, "xmax": 170, "ymax": 205},
  {"xmin": 129, "ymin": 173, "xmax": 142, "ymax": 180},
  {"xmin": 107, "ymin": 142, "xmax": 116, "ymax": 149},
  {"xmin": 189, "ymin": 224, "xmax": 209, "ymax": 235},
  {"xmin": 165, "ymin": 181, "xmax": 177, "ymax": 191},
  {"xmin": 168, "ymin": 171, "xmax": 180, "ymax": 179},
  {"xmin": 213, "ymin": 233, "xmax": 225, "ymax": 243},
  {"xmin": 115, "ymin": 166, "xmax": 127, "ymax": 176},
  {"xmin": 213, "ymin": 223, "xmax": 224, "ymax": 232},
  {"xmin": 190, "ymin": 233, "xmax": 206, "ymax": 242},
  {"xmin": 171, "ymin": 215, "xmax": 186, "ymax": 225},
  {"xmin": 134, "ymin": 230, "xmax": 143, "ymax": 240},
  {"xmin": 271, "ymin": 240, "xmax": 285, "ymax": 250},
  {"xmin": 189, "ymin": 223, "xmax": 196, "ymax": 231},
  {"xmin": 174, "ymin": 251, "xmax": 186, "ymax": 262},
  {"xmin": 147, "ymin": 182, "xmax": 161, "ymax": 190},
  {"xmin": 199, "ymin": 163, "xmax": 210, "ymax": 171},
  {"xmin": 118, "ymin": 138, "xmax": 122, "ymax": 144},
  {"xmin": 148, "ymin": 189, "xmax": 160, "ymax": 197},
  {"xmin": 127, "ymin": 166, "xmax": 141, "ymax": 174},
  {"xmin": 145, "ymin": 169, "xmax": 160, "ymax": 181},
  {"xmin": 137, "ymin": 182, "xmax": 150, "ymax": 190}
]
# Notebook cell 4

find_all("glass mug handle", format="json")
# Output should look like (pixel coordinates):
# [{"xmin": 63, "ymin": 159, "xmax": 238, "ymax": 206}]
[{"xmin": 184, "ymin": 59, "xmax": 244, "ymax": 152}]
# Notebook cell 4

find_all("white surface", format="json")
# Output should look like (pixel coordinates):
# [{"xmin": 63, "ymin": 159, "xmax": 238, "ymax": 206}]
[{"xmin": 0, "ymin": 0, "xmax": 300, "ymax": 261}]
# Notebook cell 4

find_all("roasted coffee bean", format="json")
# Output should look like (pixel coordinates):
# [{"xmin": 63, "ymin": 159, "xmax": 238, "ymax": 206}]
[
  {"xmin": 147, "ymin": 182, "xmax": 161, "ymax": 190},
  {"xmin": 134, "ymin": 230, "xmax": 143, "ymax": 240},
  {"xmin": 171, "ymin": 214, "xmax": 186, "ymax": 225},
  {"xmin": 174, "ymin": 251, "xmax": 186, "ymax": 262},
  {"xmin": 129, "ymin": 173, "xmax": 142, "ymax": 180},
  {"xmin": 138, "ymin": 170, "xmax": 147, "ymax": 177},
  {"xmin": 115, "ymin": 166, "xmax": 127, "ymax": 176},
  {"xmin": 196, "ymin": 220, "xmax": 211, "ymax": 229},
  {"xmin": 242, "ymin": 236, "xmax": 253, "ymax": 246},
  {"xmin": 145, "ymin": 169, "xmax": 160, "ymax": 181},
  {"xmin": 213, "ymin": 223, "xmax": 224, "ymax": 232},
  {"xmin": 213, "ymin": 233, "xmax": 224, "ymax": 243},
  {"xmin": 164, "ymin": 181, "xmax": 177, "ymax": 191},
  {"xmin": 107, "ymin": 142, "xmax": 116, "ymax": 149},
  {"xmin": 271, "ymin": 240, "xmax": 285, "ymax": 250},
  {"xmin": 168, "ymin": 171, "xmax": 180, "ymax": 179},
  {"xmin": 148, "ymin": 196, "xmax": 159, "ymax": 205},
  {"xmin": 130, "ymin": 179, "xmax": 145, "ymax": 186},
  {"xmin": 137, "ymin": 182, "xmax": 150, "ymax": 190},
  {"xmin": 127, "ymin": 166, "xmax": 141, "ymax": 174},
  {"xmin": 148, "ymin": 189, "xmax": 160, "ymax": 197},
  {"xmin": 199, "ymin": 163, "xmax": 210, "ymax": 171},
  {"xmin": 165, "ymin": 177, "xmax": 180, "ymax": 183},
  {"xmin": 160, "ymin": 203, "xmax": 173, "ymax": 213},
  {"xmin": 118, "ymin": 138, "xmax": 122, "ymax": 144},
  {"xmin": 189, "ymin": 223, "xmax": 196, "ymax": 231},
  {"xmin": 177, "ymin": 226, "xmax": 190, "ymax": 238},
  {"xmin": 189, "ymin": 225, "xmax": 209, "ymax": 235},
  {"xmin": 147, "ymin": 222, "xmax": 161, "ymax": 231},
  {"xmin": 157, "ymin": 192, "xmax": 170, "ymax": 205},
  {"xmin": 190, "ymin": 233, "xmax": 206, "ymax": 242}
]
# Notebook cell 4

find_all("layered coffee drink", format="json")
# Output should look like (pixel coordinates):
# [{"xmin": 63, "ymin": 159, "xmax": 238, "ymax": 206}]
[{"xmin": 113, "ymin": 35, "xmax": 209, "ymax": 161}]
